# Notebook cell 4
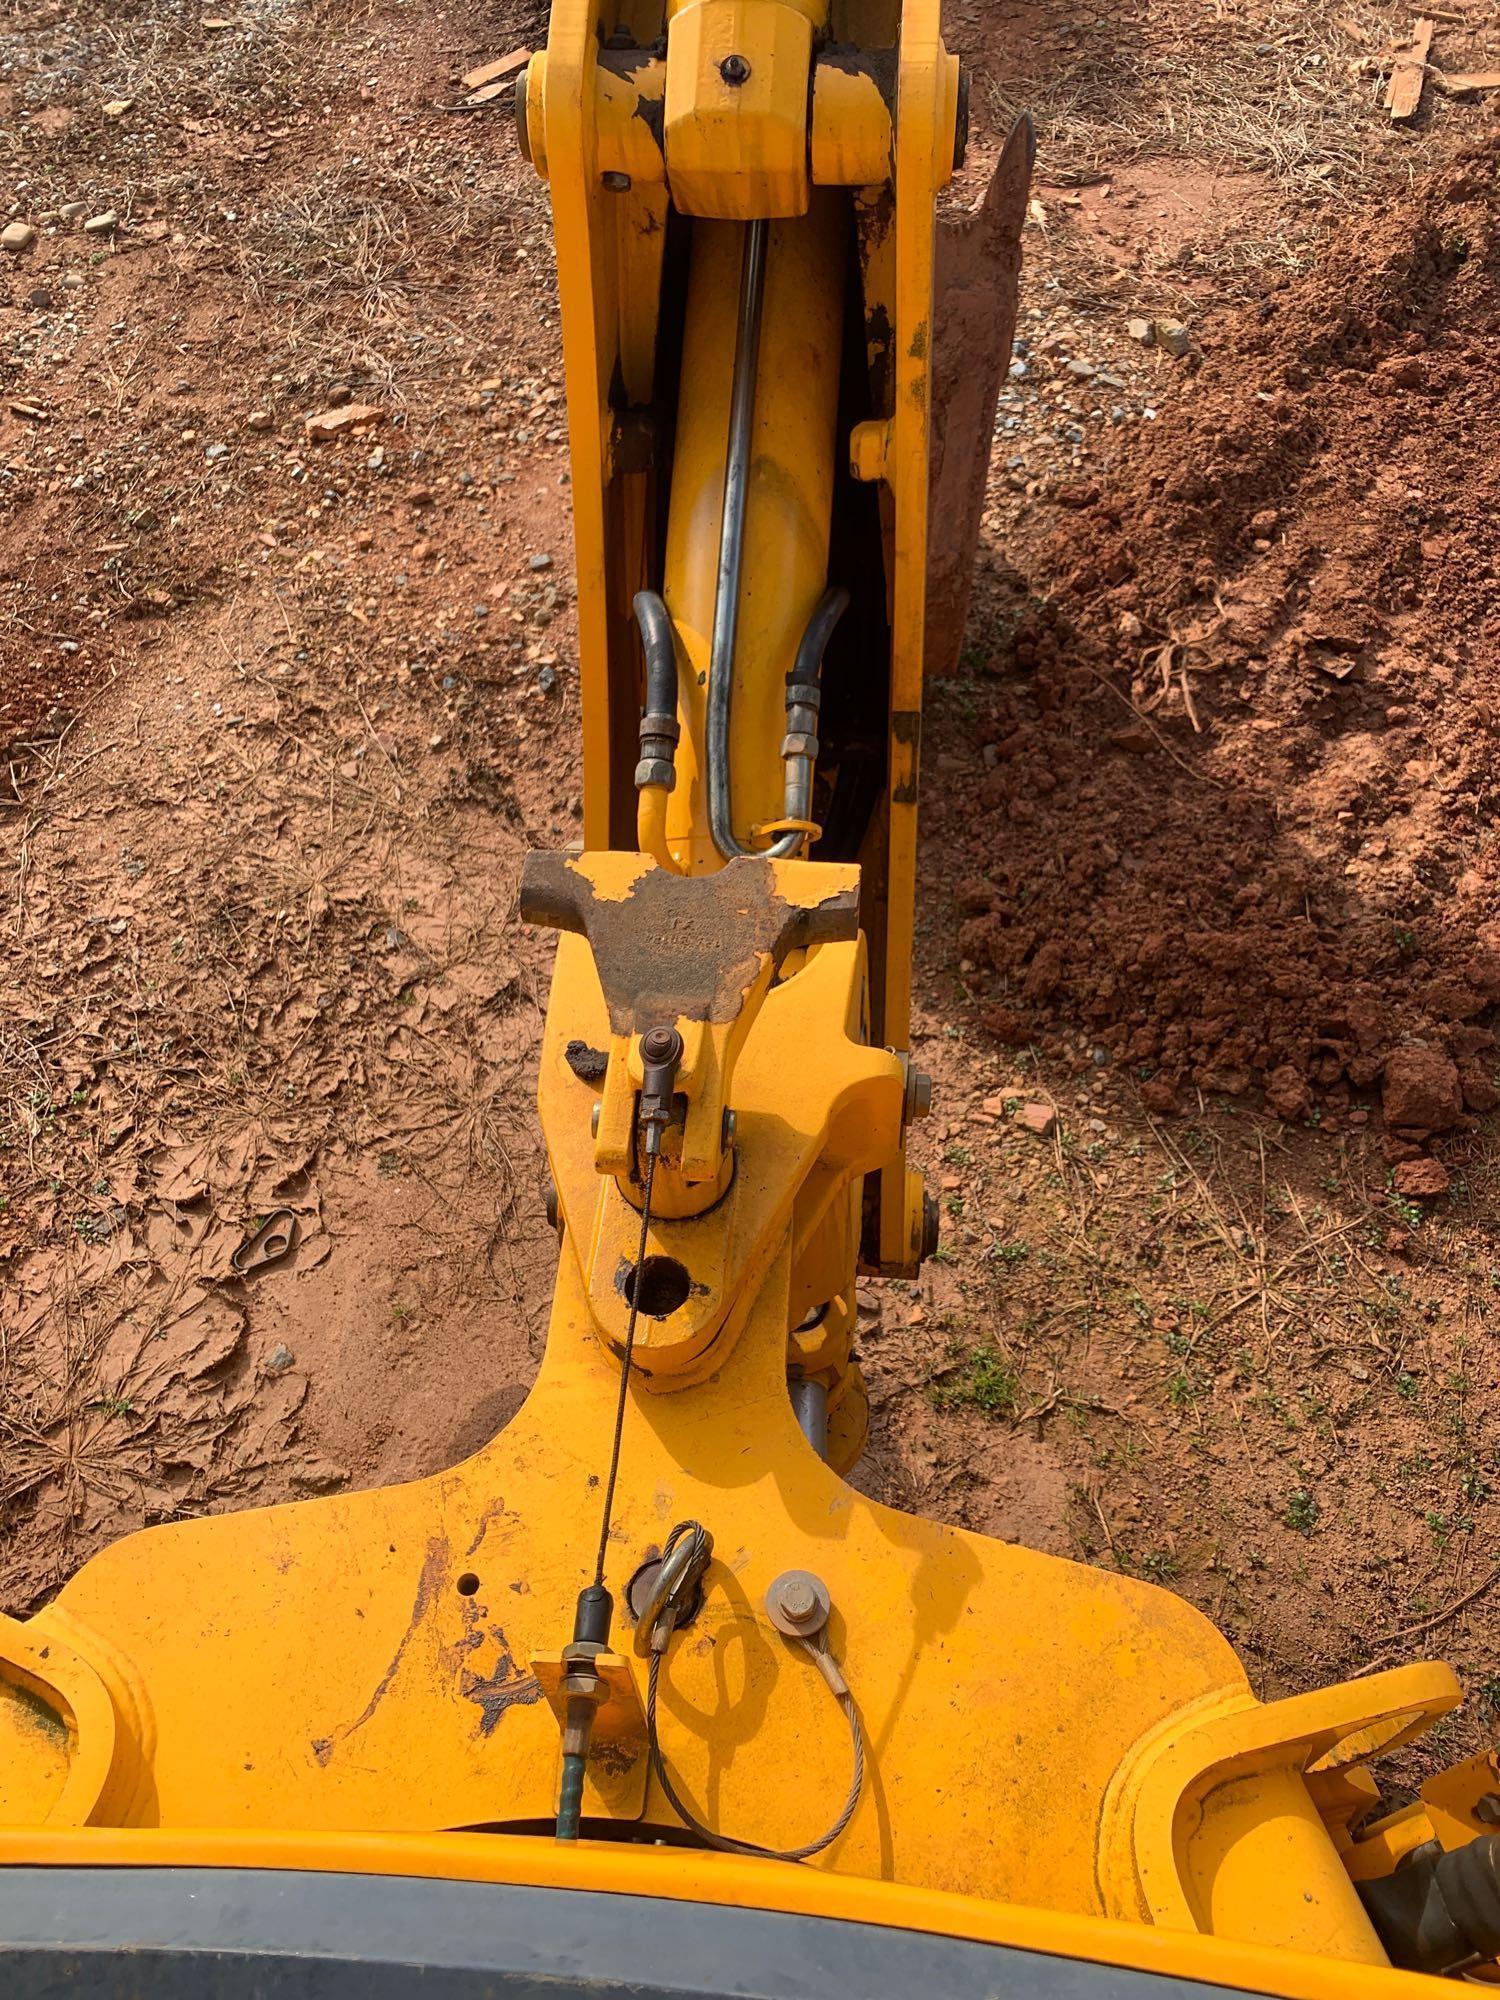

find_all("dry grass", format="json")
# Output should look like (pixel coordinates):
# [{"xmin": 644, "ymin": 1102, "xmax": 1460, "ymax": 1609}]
[{"xmin": 993, "ymin": 0, "xmax": 1453, "ymax": 198}]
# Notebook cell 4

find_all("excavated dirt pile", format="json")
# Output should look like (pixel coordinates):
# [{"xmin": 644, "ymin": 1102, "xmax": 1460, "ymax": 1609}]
[{"xmin": 949, "ymin": 140, "xmax": 1500, "ymax": 1181}]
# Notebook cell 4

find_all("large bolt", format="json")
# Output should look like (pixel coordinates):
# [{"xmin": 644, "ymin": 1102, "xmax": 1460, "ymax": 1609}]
[
  {"xmin": 904, "ymin": 1064, "xmax": 934, "ymax": 1124},
  {"xmin": 642, "ymin": 1025, "xmax": 683, "ymax": 1065},
  {"xmin": 780, "ymin": 1576, "xmax": 816, "ymax": 1623},
  {"xmin": 765, "ymin": 1568, "xmax": 832, "ymax": 1639},
  {"xmin": 1476, "ymin": 1793, "xmax": 1500, "ymax": 1826}
]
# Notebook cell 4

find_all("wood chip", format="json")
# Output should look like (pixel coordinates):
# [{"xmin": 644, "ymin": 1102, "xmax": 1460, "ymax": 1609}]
[
  {"xmin": 1386, "ymin": 17, "xmax": 1435, "ymax": 121},
  {"xmin": 461, "ymin": 47, "xmax": 530, "ymax": 91},
  {"xmin": 466, "ymin": 79, "xmax": 519, "ymax": 106},
  {"xmin": 9, "ymin": 400, "xmax": 50, "ymax": 420},
  {"xmin": 1432, "ymin": 67, "xmax": 1500, "ymax": 91}
]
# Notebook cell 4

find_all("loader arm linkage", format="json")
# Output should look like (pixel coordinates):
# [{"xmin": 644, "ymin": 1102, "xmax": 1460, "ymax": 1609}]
[{"xmin": 3, "ymin": 3, "xmax": 1497, "ymax": 1993}]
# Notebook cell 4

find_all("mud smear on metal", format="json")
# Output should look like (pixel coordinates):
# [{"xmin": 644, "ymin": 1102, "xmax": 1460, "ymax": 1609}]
[
  {"xmin": 462, "ymin": 1626, "xmax": 543, "ymax": 1737},
  {"xmin": 926, "ymin": 113, "xmax": 1035, "ymax": 680},
  {"xmin": 521, "ymin": 852, "xmax": 860, "ymax": 1035},
  {"xmin": 313, "ymin": 1535, "xmax": 448, "ymax": 1766}
]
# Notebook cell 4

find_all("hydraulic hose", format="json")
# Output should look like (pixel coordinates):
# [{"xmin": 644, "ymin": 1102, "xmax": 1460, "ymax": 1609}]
[{"xmin": 634, "ymin": 589, "xmax": 678, "ymax": 738}]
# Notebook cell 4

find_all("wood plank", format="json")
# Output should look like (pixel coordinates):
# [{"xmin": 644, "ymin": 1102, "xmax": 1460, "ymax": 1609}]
[
  {"xmin": 1433, "ymin": 66, "xmax": 1500, "ymax": 91},
  {"xmin": 461, "ymin": 47, "xmax": 530, "ymax": 91},
  {"xmin": 1387, "ymin": 17, "xmax": 1435, "ymax": 120}
]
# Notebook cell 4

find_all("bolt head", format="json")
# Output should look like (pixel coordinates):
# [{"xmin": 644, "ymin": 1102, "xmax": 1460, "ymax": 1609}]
[
  {"xmin": 780, "ymin": 1578, "xmax": 815, "ymax": 1621},
  {"xmin": 765, "ymin": 1568, "xmax": 831, "ymax": 1638},
  {"xmin": 719, "ymin": 52, "xmax": 751, "ymax": 85},
  {"xmin": 642, "ymin": 1025, "xmax": 683, "ymax": 1064},
  {"xmin": 1476, "ymin": 1792, "xmax": 1500, "ymax": 1826}
]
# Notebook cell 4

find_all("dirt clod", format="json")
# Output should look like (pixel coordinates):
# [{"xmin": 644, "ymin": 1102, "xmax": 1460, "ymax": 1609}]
[
  {"xmin": 1392, "ymin": 1156, "xmax": 1452, "ymax": 1200},
  {"xmin": 1383, "ymin": 1045, "xmax": 1463, "ymax": 1133}
]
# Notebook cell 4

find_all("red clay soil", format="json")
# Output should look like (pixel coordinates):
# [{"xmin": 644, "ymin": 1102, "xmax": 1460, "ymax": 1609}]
[{"xmin": 942, "ymin": 142, "xmax": 1500, "ymax": 1177}]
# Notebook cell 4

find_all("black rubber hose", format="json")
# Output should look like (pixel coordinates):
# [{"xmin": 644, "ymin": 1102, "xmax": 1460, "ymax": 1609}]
[
  {"xmin": 788, "ymin": 585, "xmax": 850, "ymax": 702},
  {"xmin": 634, "ymin": 590, "xmax": 678, "ymax": 723},
  {"xmin": 769, "ymin": 585, "xmax": 849, "ymax": 857}
]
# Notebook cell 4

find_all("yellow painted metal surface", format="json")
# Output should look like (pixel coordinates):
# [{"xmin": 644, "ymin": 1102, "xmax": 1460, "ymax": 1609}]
[
  {"xmin": 665, "ymin": 0, "xmax": 818, "ymax": 217},
  {"xmin": 0, "ymin": 1229, "xmax": 1455, "ymax": 1932},
  {"xmin": 811, "ymin": 58, "xmax": 894, "ymax": 185},
  {"xmin": 0, "ymin": 4, "xmax": 1487, "ymax": 1990}
]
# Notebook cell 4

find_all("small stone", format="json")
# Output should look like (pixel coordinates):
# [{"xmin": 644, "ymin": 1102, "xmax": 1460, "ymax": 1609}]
[
  {"xmin": 304, "ymin": 402, "xmax": 382, "ymax": 440},
  {"xmin": 204, "ymin": 442, "xmax": 228, "ymax": 461},
  {"xmin": 1393, "ymin": 1157, "xmax": 1450, "ymax": 1201},
  {"xmin": 102, "ymin": 98, "xmax": 134, "ymax": 117},
  {"xmin": 1126, "ymin": 316, "xmax": 1153, "ymax": 344},
  {"xmin": 246, "ymin": 409, "xmax": 274, "ymax": 431},
  {"xmin": 1155, "ymin": 319, "xmax": 1192, "ymax": 358},
  {"xmin": 528, "ymin": 551, "xmax": 553, "ymax": 571},
  {"xmin": 28, "ymin": 285, "xmax": 52, "ymax": 309},
  {"xmin": 61, "ymin": 273, "xmax": 85, "ymax": 292},
  {"xmin": 0, "ymin": 221, "xmax": 37, "ymax": 254},
  {"xmin": 1014, "ymin": 1101, "xmax": 1057, "ymax": 1139},
  {"xmin": 265, "ymin": 1344, "xmax": 295, "ymax": 1373},
  {"xmin": 537, "ymin": 665, "xmax": 558, "ymax": 695},
  {"xmin": 408, "ymin": 484, "xmax": 435, "ymax": 508},
  {"xmin": 1111, "ymin": 725, "xmax": 1154, "ymax": 755},
  {"xmin": 83, "ymin": 210, "xmax": 119, "ymax": 235},
  {"xmin": 59, "ymin": 201, "xmax": 88, "ymax": 223}
]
